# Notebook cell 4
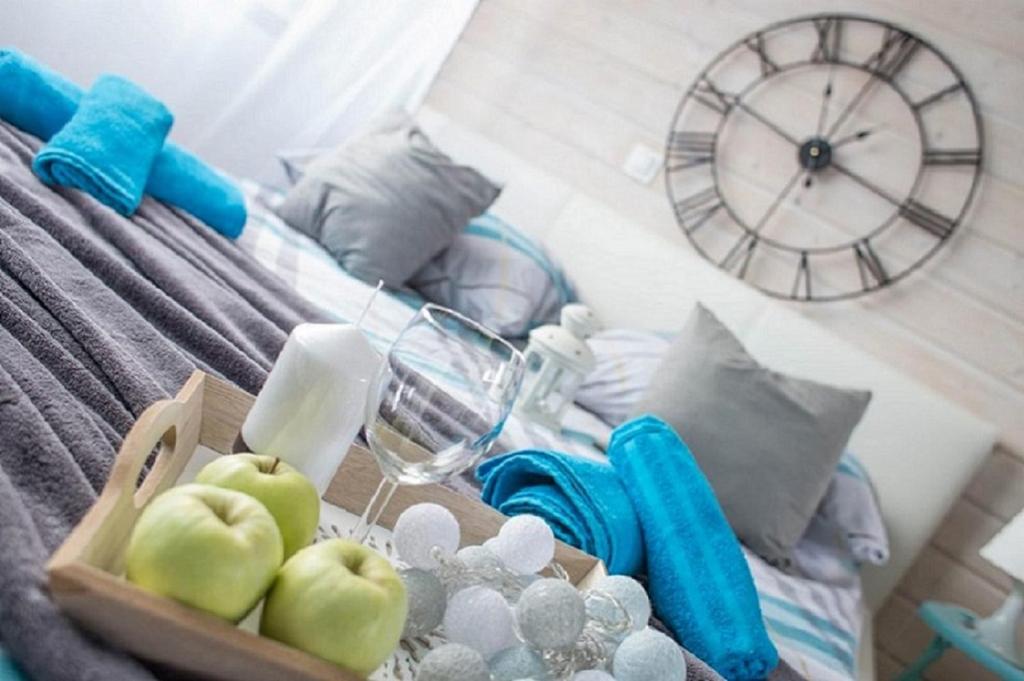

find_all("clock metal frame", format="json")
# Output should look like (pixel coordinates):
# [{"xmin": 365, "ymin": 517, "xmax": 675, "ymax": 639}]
[{"xmin": 664, "ymin": 13, "xmax": 983, "ymax": 302}]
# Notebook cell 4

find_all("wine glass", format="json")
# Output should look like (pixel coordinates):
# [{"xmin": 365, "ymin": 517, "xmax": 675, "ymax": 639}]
[{"xmin": 349, "ymin": 304, "xmax": 525, "ymax": 543}]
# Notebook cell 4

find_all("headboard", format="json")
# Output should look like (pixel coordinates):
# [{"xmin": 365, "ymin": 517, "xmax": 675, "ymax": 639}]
[{"xmin": 418, "ymin": 107, "xmax": 998, "ymax": 612}]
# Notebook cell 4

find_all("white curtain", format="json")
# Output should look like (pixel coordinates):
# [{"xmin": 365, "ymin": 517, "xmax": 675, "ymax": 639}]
[{"xmin": 0, "ymin": 0, "xmax": 477, "ymax": 183}]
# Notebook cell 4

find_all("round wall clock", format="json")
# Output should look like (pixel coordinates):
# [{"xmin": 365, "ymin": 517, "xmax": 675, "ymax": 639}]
[{"xmin": 664, "ymin": 14, "xmax": 982, "ymax": 301}]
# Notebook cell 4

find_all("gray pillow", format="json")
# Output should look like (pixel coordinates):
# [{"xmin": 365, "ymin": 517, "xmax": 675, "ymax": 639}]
[
  {"xmin": 409, "ymin": 212, "xmax": 575, "ymax": 338},
  {"xmin": 275, "ymin": 117, "xmax": 500, "ymax": 288},
  {"xmin": 632, "ymin": 304, "xmax": 871, "ymax": 567}
]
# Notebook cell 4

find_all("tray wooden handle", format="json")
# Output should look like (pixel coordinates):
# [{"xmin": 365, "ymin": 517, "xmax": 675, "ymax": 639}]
[{"xmin": 49, "ymin": 372, "xmax": 205, "ymax": 574}]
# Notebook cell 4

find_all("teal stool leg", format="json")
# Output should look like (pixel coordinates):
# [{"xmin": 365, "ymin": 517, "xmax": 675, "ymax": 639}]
[{"xmin": 896, "ymin": 636, "xmax": 951, "ymax": 681}]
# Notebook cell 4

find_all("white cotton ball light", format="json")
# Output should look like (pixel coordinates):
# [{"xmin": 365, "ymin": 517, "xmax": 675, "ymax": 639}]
[
  {"xmin": 394, "ymin": 503, "xmax": 460, "ymax": 570},
  {"xmin": 443, "ymin": 586, "xmax": 519, "ymax": 658},
  {"xmin": 400, "ymin": 568, "xmax": 447, "ymax": 638},
  {"xmin": 587, "ymin": 575, "xmax": 652, "ymax": 634},
  {"xmin": 491, "ymin": 515, "xmax": 556, "ymax": 574},
  {"xmin": 416, "ymin": 643, "xmax": 490, "ymax": 681},
  {"xmin": 515, "ymin": 578, "xmax": 586, "ymax": 650},
  {"xmin": 572, "ymin": 671, "xmax": 616, "ymax": 681},
  {"xmin": 456, "ymin": 544, "xmax": 501, "ymax": 570},
  {"xmin": 488, "ymin": 645, "xmax": 549, "ymax": 681},
  {"xmin": 612, "ymin": 629, "xmax": 687, "ymax": 681}
]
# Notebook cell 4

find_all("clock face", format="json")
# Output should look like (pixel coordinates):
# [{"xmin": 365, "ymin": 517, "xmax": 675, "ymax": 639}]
[{"xmin": 665, "ymin": 14, "xmax": 982, "ymax": 301}]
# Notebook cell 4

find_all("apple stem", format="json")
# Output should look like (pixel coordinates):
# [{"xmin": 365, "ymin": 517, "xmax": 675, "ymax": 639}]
[{"xmin": 270, "ymin": 457, "xmax": 281, "ymax": 474}]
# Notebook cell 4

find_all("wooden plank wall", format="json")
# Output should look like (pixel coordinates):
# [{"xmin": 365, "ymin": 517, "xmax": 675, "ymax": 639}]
[{"xmin": 423, "ymin": 1, "xmax": 1024, "ymax": 678}]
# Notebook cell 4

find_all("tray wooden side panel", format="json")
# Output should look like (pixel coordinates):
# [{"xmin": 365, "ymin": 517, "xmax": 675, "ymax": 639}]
[
  {"xmin": 48, "ymin": 371, "xmax": 205, "ymax": 574},
  {"xmin": 48, "ymin": 563, "xmax": 356, "ymax": 681}
]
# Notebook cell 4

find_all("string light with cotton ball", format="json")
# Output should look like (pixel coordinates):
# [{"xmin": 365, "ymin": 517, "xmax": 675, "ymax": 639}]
[
  {"xmin": 416, "ymin": 643, "xmax": 490, "ymax": 681},
  {"xmin": 612, "ymin": 629, "xmax": 687, "ymax": 681},
  {"xmin": 585, "ymin": 576, "xmax": 651, "ymax": 641},
  {"xmin": 488, "ymin": 645, "xmax": 549, "ymax": 681},
  {"xmin": 391, "ymin": 505, "xmax": 686, "ymax": 681},
  {"xmin": 443, "ymin": 585, "xmax": 519, "ymax": 658},
  {"xmin": 489, "ymin": 514, "xmax": 556, "ymax": 575},
  {"xmin": 572, "ymin": 671, "xmax": 617, "ymax": 681},
  {"xmin": 516, "ymin": 578, "xmax": 587, "ymax": 651},
  {"xmin": 393, "ymin": 503, "xmax": 460, "ymax": 570},
  {"xmin": 400, "ymin": 568, "xmax": 447, "ymax": 639}
]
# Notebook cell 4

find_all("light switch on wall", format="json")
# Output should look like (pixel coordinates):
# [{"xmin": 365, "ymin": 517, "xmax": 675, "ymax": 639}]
[{"xmin": 621, "ymin": 143, "xmax": 663, "ymax": 185}]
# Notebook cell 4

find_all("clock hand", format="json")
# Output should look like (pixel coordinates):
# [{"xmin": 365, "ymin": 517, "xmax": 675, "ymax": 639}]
[
  {"xmin": 732, "ymin": 99, "xmax": 802, "ymax": 147},
  {"xmin": 753, "ymin": 167, "xmax": 805, "ymax": 234},
  {"xmin": 814, "ymin": 75, "xmax": 833, "ymax": 137},
  {"xmin": 830, "ymin": 160, "xmax": 901, "ymax": 207},
  {"xmin": 825, "ymin": 71, "xmax": 880, "ymax": 140},
  {"xmin": 831, "ymin": 129, "xmax": 874, "ymax": 149}
]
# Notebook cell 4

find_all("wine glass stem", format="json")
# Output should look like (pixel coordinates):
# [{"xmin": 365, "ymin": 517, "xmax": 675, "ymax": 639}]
[{"xmin": 349, "ymin": 478, "xmax": 399, "ymax": 544}]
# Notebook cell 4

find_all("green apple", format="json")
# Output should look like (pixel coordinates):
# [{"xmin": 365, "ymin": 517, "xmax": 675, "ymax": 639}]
[
  {"xmin": 260, "ymin": 539, "xmax": 407, "ymax": 676},
  {"xmin": 126, "ymin": 484, "xmax": 283, "ymax": 621},
  {"xmin": 195, "ymin": 453, "xmax": 320, "ymax": 559}
]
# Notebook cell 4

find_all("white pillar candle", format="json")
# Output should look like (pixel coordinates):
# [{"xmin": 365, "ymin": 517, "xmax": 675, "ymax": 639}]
[{"xmin": 241, "ymin": 323, "xmax": 380, "ymax": 495}]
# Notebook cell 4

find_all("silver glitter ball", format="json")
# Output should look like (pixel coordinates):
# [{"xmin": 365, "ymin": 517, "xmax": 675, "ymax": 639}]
[
  {"xmin": 613, "ymin": 628, "xmax": 687, "ymax": 681},
  {"xmin": 515, "ymin": 578, "xmax": 586, "ymax": 650},
  {"xmin": 416, "ymin": 643, "xmax": 490, "ymax": 681},
  {"xmin": 587, "ymin": 575, "xmax": 651, "ymax": 634},
  {"xmin": 489, "ymin": 645, "xmax": 549, "ymax": 681},
  {"xmin": 401, "ymin": 568, "xmax": 447, "ymax": 638}
]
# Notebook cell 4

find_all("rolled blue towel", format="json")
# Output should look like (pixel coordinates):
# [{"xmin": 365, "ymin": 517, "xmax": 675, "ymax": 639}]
[
  {"xmin": 33, "ymin": 75, "xmax": 172, "ymax": 216},
  {"xmin": 0, "ymin": 48, "xmax": 246, "ymax": 236},
  {"xmin": 476, "ymin": 450, "xmax": 644, "ymax": 576},
  {"xmin": 0, "ymin": 49, "xmax": 79, "ymax": 140},
  {"xmin": 148, "ymin": 144, "xmax": 247, "ymax": 239},
  {"xmin": 609, "ymin": 416, "xmax": 778, "ymax": 681}
]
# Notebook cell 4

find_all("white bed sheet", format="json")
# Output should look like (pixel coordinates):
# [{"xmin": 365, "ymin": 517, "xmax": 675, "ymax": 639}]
[{"xmin": 237, "ymin": 186, "xmax": 865, "ymax": 681}]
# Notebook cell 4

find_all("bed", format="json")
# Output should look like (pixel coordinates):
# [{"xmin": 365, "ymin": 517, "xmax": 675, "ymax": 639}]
[
  {"xmin": 235, "ymin": 106, "xmax": 999, "ymax": 681},
  {"xmin": 0, "ymin": 101, "xmax": 996, "ymax": 680}
]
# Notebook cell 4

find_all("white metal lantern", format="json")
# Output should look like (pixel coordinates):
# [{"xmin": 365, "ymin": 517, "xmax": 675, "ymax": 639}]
[{"xmin": 514, "ymin": 304, "xmax": 600, "ymax": 430}]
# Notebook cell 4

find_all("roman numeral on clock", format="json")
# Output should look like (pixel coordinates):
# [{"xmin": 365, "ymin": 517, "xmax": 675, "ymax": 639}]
[
  {"xmin": 673, "ymin": 187, "xmax": 723, "ymax": 232},
  {"xmin": 912, "ymin": 82, "xmax": 964, "ymax": 110},
  {"xmin": 865, "ymin": 27, "xmax": 920, "ymax": 80},
  {"xmin": 853, "ymin": 240, "xmax": 889, "ymax": 290},
  {"xmin": 900, "ymin": 200, "xmax": 956, "ymax": 239},
  {"xmin": 811, "ymin": 17, "xmax": 843, "ymax": 63},
  {"xmin": 923, "ymin": 148, "xmax": 981, "ymax": 166},
  {"xmin": 791, "ymin": 251, "xmax": 812, "ymax": 300},
  {"xmin": 744, "ymin": 33, "xmax": 779, "ymax": 76},
  {"xmin": 666, "ymin": 132, "xmax": 716, "ymax": 170},
  {"xmin": 693, "ymin": 77, "xmax": 735, "ymax": 115},
  {"xmin": 719, "ymin": 232, "xmax": 758, "ymax": 279}
]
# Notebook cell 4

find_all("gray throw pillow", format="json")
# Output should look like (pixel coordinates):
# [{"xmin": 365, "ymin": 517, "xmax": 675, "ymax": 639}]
[
  {"xmin": 409, "ymin": 212, "xmax": 575, "ymax": 338},
  {"xmin": 632, "ymin": 304, "xmax": 871, "ymax": 567},
  {"xmin": 275, "ymin": 116, "xmax": 500, "ymax": 288}
]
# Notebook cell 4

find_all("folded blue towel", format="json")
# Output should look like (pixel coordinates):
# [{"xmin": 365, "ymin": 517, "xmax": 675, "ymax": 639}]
[
  {"xmin": 476, "ymin": 450, "xmax": 644, "ymax": 575},
  {"xmin": 609, "ymin": 416, "xmax": 778, "ymax": 681},
  {"xmin": 0, "ymin": 48, "xmax": 246, "ymax": 236},
  {"xmin": 33, "ymin": 75, "xmax": 172, "ymax": 215}
]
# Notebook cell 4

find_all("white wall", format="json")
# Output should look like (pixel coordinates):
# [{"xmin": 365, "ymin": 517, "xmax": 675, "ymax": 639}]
[
  {"xmin": 2, "ymin": 0, "xmax": 282, "ymax": 150},
  {"xmin": 0, "ymin": 0, "xmax": 476, "ymax": 183},
  {"xmin": 422, "ymin": 1, "xmax": 1024, "ymax": 678}
]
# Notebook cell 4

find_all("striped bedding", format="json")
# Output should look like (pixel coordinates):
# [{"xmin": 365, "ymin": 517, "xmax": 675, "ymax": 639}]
[{"xmin": 238, "ymin": 185, "xmax": 866, "ymax": 681}]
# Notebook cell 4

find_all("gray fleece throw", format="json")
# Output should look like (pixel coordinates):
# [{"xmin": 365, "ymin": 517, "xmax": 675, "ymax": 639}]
[
  {"xmin": 0, "ymin": 122, "xmax": 802, "ymax": 681},
  {"xmin": 0, "ymin": 121, "xmax": 328, "ymax": 681}
]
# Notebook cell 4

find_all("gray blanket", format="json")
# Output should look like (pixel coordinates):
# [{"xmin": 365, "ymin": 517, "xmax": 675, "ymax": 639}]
[
  {"xmin": 0, "ymin": 121, "xmax": 328, "ymax": 681},
  {"xmin": 0, "ymin": 122, "xmax": 802, "ymax": 681}
]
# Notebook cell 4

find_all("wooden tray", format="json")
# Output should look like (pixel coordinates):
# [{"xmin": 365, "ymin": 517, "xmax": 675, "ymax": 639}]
[{"xmin": 47, "ymin": 370, "xmax": 605, "ymax": 681}]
